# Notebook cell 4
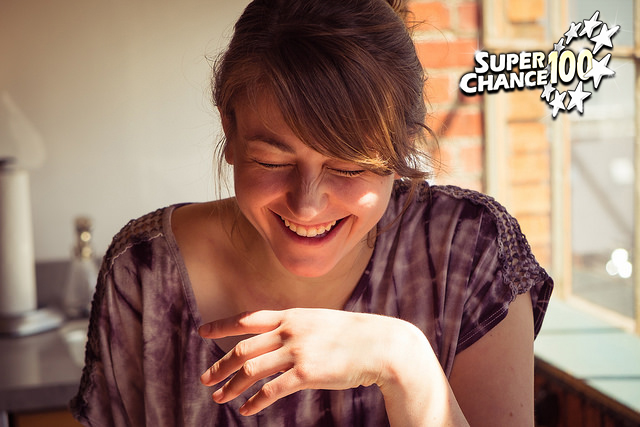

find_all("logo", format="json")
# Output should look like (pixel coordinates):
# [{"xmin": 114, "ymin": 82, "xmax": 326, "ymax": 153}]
[{"xmin": 459, "ymin": 11, "xmax": 619, "ymax": 118}]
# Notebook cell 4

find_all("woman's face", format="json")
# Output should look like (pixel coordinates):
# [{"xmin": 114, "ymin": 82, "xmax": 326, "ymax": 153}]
[{"xmin": 224, "ymin": 95, "xmax": 395, "ymax": 278}]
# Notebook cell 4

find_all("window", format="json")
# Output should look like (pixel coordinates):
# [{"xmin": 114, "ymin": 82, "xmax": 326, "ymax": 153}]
[
  {"xmin": 567, "ymin": 0, "xmax": 637, "ymax": 330},
  {"xmin": 481, "ymin": 0, "xmax": 639, "ymax": 333}
]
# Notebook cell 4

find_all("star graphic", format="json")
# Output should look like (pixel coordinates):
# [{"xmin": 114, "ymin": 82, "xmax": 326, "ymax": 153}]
[
  {"xmin": 585, "ymin": 53, "xmax": 615, "ymax": 89},
  {"xmin": 564, "ymin": 22, "xmax": 582, "ymax": 45},
  {"xmin": 540, "ymin": 82, "xmax": 554, "ymax": 102},
  {"xmin": 591, "ymin": 23, "xmax": 620, "ymax": 55},
  {"xmin": 549, "ymin": 90, "xmax": 567, "ymax": 118},
  {"xmin": 566, "ymin": 82, "xmax": 591, "ymax": 114},
  {"xmin": 553, "ymin": 38, "xmax": 566, "ymax": 53},
  {"xmin": 579, "ymin": 11, "xmax": 602, "ymax": 38}
]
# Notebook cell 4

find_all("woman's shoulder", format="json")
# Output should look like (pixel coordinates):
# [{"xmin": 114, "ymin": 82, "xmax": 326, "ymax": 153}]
[
  {"xmin": 389, "ymin": 180, "xmax": 550, "ymax": 291},
  {"xmin": 389, "ymin": 181, "xmax": 524, "ymax": 241},
  {"xmin": 104, "ymin": 206, "xmax": 171, "ymax": 260},
  {"xmin": 104, "ymin": 199, "xmax": 233, "ymax": 263},
  {"xmin": 391, "ymin": 180, "xmax": 511, "ymax": 221}
]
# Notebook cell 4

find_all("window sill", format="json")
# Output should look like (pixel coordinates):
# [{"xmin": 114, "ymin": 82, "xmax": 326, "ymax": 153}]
[{"xmin": 534, "ymin": 298, "xmax": 640, "ymax": 419}]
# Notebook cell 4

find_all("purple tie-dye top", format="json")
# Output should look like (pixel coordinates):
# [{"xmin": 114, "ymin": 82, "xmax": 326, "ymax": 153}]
[{"xmin": 70, "ymin": 181, "xmax": 552, "ymax": 426}]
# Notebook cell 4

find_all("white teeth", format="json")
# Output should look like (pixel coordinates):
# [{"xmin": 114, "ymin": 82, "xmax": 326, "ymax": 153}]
[{"xmin": 282, "ymin": 218, "xmax": 337, "ymax": 238}]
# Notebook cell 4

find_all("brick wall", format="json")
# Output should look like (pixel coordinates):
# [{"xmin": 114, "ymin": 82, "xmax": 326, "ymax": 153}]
[
  {"xmin": 410, "ymin": 0, "xmax": 553, "ymax": 269},
  {"xmin": 410, "ymin": 0, "xmax": 484, "ymax": 191}
]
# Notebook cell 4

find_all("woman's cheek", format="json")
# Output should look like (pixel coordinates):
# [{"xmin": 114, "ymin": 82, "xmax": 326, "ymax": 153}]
[
  {"xmin": 326, "ymin": 175, "xmax": 393, "ymax": 210},
  {"xmin": 235, "ymin": 166, "xmax": 291, "ymax": 197}
]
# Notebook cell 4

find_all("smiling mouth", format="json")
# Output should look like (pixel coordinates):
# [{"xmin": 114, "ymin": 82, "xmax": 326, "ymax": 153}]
[{"xmin": 280, "ymin": 216, "xmax": 340, "ymax": 238}]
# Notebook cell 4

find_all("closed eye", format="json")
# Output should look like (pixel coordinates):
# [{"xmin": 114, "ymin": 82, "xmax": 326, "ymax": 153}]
[
  {"xmin": 256, "ymin": 161, "xmax": 364, "ymax": 176},
  {"xmin": 256, "ymin": 161, "xmax": 290, "ymax": 169},
  {"xmin": 331, "ymin": 168, "xmax": 365, "ymax": 177}
]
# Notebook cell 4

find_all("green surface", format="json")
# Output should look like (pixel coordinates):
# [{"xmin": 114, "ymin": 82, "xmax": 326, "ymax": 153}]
[{"xmin": 535, "ymin": 299, "xmax": 640, "ymax": 413}]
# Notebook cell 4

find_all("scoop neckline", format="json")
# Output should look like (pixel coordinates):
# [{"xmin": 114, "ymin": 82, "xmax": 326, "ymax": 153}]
[{"xmin": 162, "ymin": 202, "xmax": 377, "ymax": 357}]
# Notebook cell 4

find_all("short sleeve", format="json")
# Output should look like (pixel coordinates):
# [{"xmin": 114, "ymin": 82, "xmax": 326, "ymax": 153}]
[
  {"xmin": 449, "ymin": 187, "xmax": 554, "ymax": 353},
  {"xmin": 70, "ymin": 209, "xmax": 165, "ymax": 426}
]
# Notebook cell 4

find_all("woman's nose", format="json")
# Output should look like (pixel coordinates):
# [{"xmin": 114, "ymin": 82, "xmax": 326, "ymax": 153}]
[{"xmin": 286, "ymin": 174, "xmax": 328, "ymax": 221}]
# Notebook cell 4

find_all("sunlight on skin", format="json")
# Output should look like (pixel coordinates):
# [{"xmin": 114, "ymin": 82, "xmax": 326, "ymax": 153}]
[{"xmin": 357, "ymin": 191, "xmax": 379, "ymax": 209}]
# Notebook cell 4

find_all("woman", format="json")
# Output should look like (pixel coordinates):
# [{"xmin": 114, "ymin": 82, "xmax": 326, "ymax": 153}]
[{"xmin": 71, "ymin": 0, "xmax": 553, "ymax": 425}]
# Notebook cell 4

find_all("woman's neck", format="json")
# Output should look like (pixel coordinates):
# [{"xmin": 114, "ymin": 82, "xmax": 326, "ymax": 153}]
[{"xmin": 225, "ymin": 203, "xmax": 374, "ymax": 311}]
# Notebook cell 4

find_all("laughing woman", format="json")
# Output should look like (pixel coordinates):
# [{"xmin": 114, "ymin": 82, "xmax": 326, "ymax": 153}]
[{"xmin": 71, "ymin": 0, "xmax": 553, "ymax": 425}]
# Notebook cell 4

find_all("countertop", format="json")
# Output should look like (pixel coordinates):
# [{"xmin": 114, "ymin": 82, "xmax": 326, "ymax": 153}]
[{"xmin": 0, "ymin": 319, "xmax": 87, "ymax": 415}]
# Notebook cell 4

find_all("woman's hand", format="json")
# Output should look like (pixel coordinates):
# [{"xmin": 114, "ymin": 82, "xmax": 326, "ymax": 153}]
[{"xmin": 199, "ymin": 308, "xmax": 414, "ymax": 416}]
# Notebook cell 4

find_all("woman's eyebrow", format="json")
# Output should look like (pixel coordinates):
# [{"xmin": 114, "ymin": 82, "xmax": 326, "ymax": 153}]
[{"xmin": 245, "ymin": 135, "xmax": 295, "ymax": 153}]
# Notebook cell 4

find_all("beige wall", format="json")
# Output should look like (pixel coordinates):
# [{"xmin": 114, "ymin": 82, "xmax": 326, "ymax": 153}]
[{"xmin": 1, "ymin": 1, "xmax": 248, "ymax": 260}]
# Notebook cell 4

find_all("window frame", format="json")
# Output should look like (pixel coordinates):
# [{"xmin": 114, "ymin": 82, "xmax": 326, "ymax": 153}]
[{"xmin": 482, "ymin": 0, "xmax": 640, "ymax": 333}]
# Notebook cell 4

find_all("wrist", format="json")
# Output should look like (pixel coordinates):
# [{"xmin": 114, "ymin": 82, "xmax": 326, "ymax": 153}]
[
  {"xmin": 376, "ymin": 318, "xmax": 469, "ymax": 426},
  {"xmin": 375, "ymin": 318, "xmax": 431, "ymax": 387}
]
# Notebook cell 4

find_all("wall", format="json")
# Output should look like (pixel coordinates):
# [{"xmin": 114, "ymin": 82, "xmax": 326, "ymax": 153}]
[
  {"xmin": 0, "ymin": 0, "xmax": 248, "ymax": 261},
  {"xmin": 410, "ymin": 0, "xmax": 484, "ymax": 192},
  {"xmin": 410, "ymin": 0, "xmax": 553, "ymax": 269}
]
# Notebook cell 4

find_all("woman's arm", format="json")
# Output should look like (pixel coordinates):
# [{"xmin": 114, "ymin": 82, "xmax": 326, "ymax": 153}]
[
  {"xmin": 374, "ymin": 318, "xmax": 469, "ymax": 426},
  {"xmin": 449, "ymin": 292, "xmax": 535, "ymax": 426}
]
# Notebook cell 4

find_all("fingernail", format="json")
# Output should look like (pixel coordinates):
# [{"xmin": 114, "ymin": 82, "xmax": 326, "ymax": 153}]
[
  {"xmin": 212, "ymin": 388, "xmax": 224, "ymax": 402},
  {"xmin": 200, "ymin": 372, "xmax": 209, "ymax": 385}
]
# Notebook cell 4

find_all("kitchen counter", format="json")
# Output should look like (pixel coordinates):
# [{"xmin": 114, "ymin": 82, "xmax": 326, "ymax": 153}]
[{"xmin": 0, "ymin": 319, "xmax": 87, "ymax": 425}]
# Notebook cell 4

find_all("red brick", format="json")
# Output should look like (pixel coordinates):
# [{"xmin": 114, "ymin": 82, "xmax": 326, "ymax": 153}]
[
  {"xmin": 460, "ymin": 144, "xmax": 484, "ymax": 173},
  {"xmin": 425, "ymin": 74, "xmax": 452, "ymax": 104},
  {"xmin": 431, "ymin": 145, "xmax": 454, "ymax": 177},
  {"xmin": 458, "ymin": 2, "xmax": 480, "ymax": 32},
  {"xmin": 415, "ymin": 39, "xmax": 478, "ymax": 69},
  {"xmin": 410, "ymin": 2, "xmax": 451, "ymax": 30},
  {"xmin": 460, "ymin": 91, "xmax": 482, "ymax": 105},
  {"xmin": 427, "ymin": 73, "xmax": 483, "ymax": 106},
  {"xmin": 431, "ymin": 109, "xmax": 483, "ymax": 138}
]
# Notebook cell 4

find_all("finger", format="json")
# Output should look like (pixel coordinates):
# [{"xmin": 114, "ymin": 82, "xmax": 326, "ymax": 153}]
[
  {"xmin": 239, "ymin": 369, "xmax": 305, "ymax": 416},
  {"xmin": 199, "ymin": 310, "xmax": 281, "ymax": 339},
  {"xmin": 200, "ymin": 329, "xmax": 282, "ymax": 386},
  {"xmin": 212, "ymin": 347, "xmax": 292, "ymax": 404}
]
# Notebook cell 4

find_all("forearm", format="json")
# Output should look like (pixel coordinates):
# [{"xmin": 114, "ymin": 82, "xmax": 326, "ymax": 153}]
[{"xmin": 378, "ymin": 320, "xmax": 469, "ymax": 427}]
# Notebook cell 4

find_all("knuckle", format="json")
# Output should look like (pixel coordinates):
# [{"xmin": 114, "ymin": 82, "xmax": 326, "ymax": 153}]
[
  {"xmin": 241, "ymin": 360, "xmax": 256, "ymax": 378},
  {"xmin": 235, "ymin": 311, "xmax": 253, "ymax": 327},
  {"xmin": 260, "ymin": 381, "xmax": 278, "ymax": 401},
  {"xmin": 293, "ymin": 364, "xmax": 311, "ymax": 383},
  {"xmin": 208, "ymin": 362, "xmax": 221, "ymax": 378},
  {"xmin": 232, "ymin": 341, "xmax": 248, "ymax": 359}
]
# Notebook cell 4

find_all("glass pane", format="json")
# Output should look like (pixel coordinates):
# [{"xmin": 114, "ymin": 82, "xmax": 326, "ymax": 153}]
[
  {"xmin": 570, "ymin": 0, "xmax": 634, "ymax": 47},
  {"xmin": 569, "ymin": 0, "xmax": 635, "ymax": 319}
]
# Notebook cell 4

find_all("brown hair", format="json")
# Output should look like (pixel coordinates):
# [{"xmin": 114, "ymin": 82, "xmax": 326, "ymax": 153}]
[{"xmin": 213, "ymin": 0, "xmax": 433, "ymax": 184}]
